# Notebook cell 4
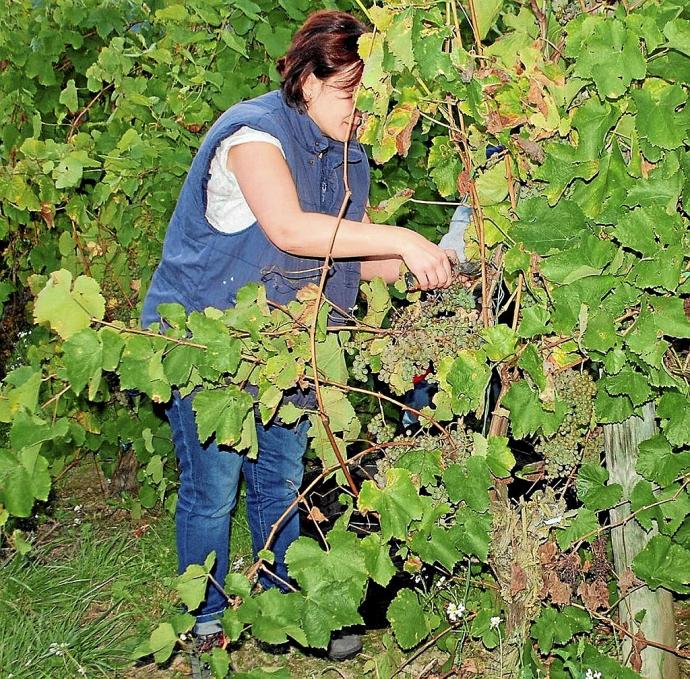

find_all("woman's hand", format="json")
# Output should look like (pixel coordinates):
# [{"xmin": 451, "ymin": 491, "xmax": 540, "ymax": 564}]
[{"xmin": 398, "ymin": 230, "xmax": 456, "ymax": 290}]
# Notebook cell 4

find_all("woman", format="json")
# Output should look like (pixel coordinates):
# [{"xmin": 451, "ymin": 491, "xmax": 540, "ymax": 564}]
[{"xmin": 141, "ymin": 9, "xmax": 455, "ymax": 669}]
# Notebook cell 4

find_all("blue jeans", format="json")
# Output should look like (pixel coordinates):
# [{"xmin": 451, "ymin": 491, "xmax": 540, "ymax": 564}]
[{"xmin": 167, "ymin": 393, "xmax": 309, "ymax": 632}]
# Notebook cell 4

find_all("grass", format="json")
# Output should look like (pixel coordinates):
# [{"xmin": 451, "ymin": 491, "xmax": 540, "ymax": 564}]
[
  {"xmin": 0, "ymin": 462, "xmax": 254, "ymax": 678},
  {"xmin": 0, "ymin": 472, "xmax": 446, "ymax": 679},
  {"xmin": 1, "ymin": 527, "xmax": 135, "ymax": 677}
]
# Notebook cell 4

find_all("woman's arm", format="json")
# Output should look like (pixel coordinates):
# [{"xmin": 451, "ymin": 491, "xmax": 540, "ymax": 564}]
[
  {"xmin": 228, "ymin": 142, "xmax": 453, "ymax": 290},
  {"xmin": 359, "ymin": 212, "xmax": 403, "ymax": 283},
  {"xmin": 361, "ymin": 257, "xmax": 403, "ymax": 283}
]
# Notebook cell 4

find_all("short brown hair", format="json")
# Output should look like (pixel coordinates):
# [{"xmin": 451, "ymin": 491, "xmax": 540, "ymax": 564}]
[{"xmin": 277, "ymin": 11, "xmax": 367, "ymax": 113}]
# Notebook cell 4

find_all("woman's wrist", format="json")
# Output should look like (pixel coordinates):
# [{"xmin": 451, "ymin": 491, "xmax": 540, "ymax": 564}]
[{"xmin": 395, "ymin": 228, "xmax": 422, "ymax": 259}]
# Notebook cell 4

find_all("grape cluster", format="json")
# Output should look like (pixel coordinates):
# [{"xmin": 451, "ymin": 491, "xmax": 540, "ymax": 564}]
[
  {"xmin": 351, "ymin": 352, "xmax": 369, "ymax": 382},
  {"xmin": 536, "ymin": 370, "xmax": 603, "ymax": 478},
  {"xmin": 425, "ymin": 284, "xmax": 477, "ymax": 316},
  {"xmin": 518, "ymin": 182, "xmax": 542, "ymax": 201},
  {"xmin": 376, "ymin": 280, "xmax": 481, "ymax": 394},
  {"xmin": 367, "ymin": 413, "xmax": 396, "ymax": 444},
  {"xmin": 551, "ymin": 0, "xmax": 580, "ymax": 25},
  {"xmin": 426, "ymin": 482, "xmax": 451, "ymax": 506},
  {"xmin": 373, "ymin": 427, "xmax": 472, "ymax": 486}
]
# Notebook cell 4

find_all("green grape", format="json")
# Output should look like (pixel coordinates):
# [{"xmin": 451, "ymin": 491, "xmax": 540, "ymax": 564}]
[
  {"xmin": 551, "ymin": 0, "xmax": 580, "ymax": 25},
  {"xmin": 426, "ymin": 482, "xmax": 450, "ymax": 505},
  {"xmin": 351, "ymin": 353, "xmax": 369, "ymax": 382},
  {"xmin": 518, "ymin": 182, "xmax": 542, "ymax": 200},
  {"xmin": 536, "ymin": 370, "xmax": 599, "ymax": 478},
  {"xmin": 367, "ymin": 413, "xmax": 395, "ymax": 444},
  {"xmin": 373, "ymin": 279, "xmax": 481, "ymax": 393}
]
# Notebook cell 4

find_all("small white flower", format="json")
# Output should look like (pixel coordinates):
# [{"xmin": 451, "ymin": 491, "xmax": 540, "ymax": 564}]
[
  {"xmin": 73, "ymin": 505, "xmax": 82, "ymax": 512},
  {"xmin": 232, "ymin": 556, "xmax": 245, "ymax": 570},
  {"xmin": 48, "ymin": 642, "xmax": 67, "ymax": 656},
  {"xmin": 437, "ymin": 576, "xmax": 446, "ymax": 586},
  {"xmin": 73, "ymin": 518, "xmax": 82, "ymax": 525},
  {"xmin": 77, "ymin": 668, "xmax": 87, "ymax": 676},
  {"xmin": 446, "ymin": 602, "xmax": 466, "ymax": 623},
  {"xmin": 179, "ymin": 633, "xmax": 187, "ymax": 641},
  {"xmin": 490, "ymin": 616, "xmax": 501, "ymax": 629}
]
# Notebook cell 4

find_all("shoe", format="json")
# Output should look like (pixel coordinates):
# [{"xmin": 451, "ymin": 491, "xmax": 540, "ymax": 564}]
[
  {"xmin": 327, "ymin": 630, "xmax": 363, "ymax": 661},
  {"xmin": 190, "ymin": 630, "xmax": 227, "ymax": 679}
]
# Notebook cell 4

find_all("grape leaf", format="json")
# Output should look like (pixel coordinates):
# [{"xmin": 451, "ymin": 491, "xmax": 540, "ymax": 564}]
[
  {"xmin": 443, "ymin": 457, "xmax": 491, "ymax": 512},
  {"xmin": 570, "ymin": 17, "xmax": 646, "ymax": 99},
  {"xmin": 387, "ymin": 589, "xmax": 434, "ymax": 650},
  {"xmin": 358, "ymin": 469, "xmax": 425, "ymax": 541},
  {"xmin": 410, "ymin": 500, "xmax": 461, "ymax": 570},
  {"xmin": 503, "ymin": 380, "xmax": 564, "ymax": 438},
  {"xmin": 472, "ymin": 0, "xmax": 504, "ymax": 39},
  {"xmin": 633, "ymin": 83, "xmax": 689, "ymax": 151},
  {"xmin": 450, "ymin": 507, "xmax": 492, "ymax": 561},
  {"xmin": 148, "ymin": 623, "xmax": 177, "ymax": 664},
  {"xmin": 192, "ymin": 387, "xmax": 253, "ymax": 448},
  {"xmin": 513, "ymin": 198, "xmax": 588, "ymax": 255},
  {"xmin": 657, "ymin": 391, "xmax": 690, "ymax": 448},
  {"xmin": 34, "ymin": 270, "xmax": 105, "ymax": 339},
  {"xmin": 531, "ymin": 605, "xmax": 592, "ymax": 654},
  {"xmin": 576, "ymin": 463, "xmax": 623, "ymax": 512},
  {"xmin": 663, "ymin": 19, "xmax": 690, "ymax": 57},
  {"xmin": 637, "ymin": 434, "xmax": 690, "ymax": 487},
  {"xmin": 59, "ymin": 79, "xmax": 79, "ymax": 113},
  {"xmin": 428, "ymin": 136, "xmax": 461, "ymax": 198},
  {"xmin": 285, "ymin": 531, "xmax": 367, "ymax": 648},
  {"xmin": 360, "ymin": 533, "xmax": 396, "ymax": 587},
  {"xmin": 444, "ymin": 349, "xmax": 491, "ymax": 415},
  {"xmin": 556, "ymin": 508, "xmax": 599, "ymax": 550},
  {"xmin": 387, "ymin": 10, "xmax": 414, "ymax": 72},
  {"xmin": 62, "ymin": 328, "xmax": 103, "ymax": 399},
  {"xmin": 0, "ymin": 368, "xmax": 42, "ymax": 423},
  {"xmin": 633, "ymin": 534, "xmax": 690, "ymax": 593}
]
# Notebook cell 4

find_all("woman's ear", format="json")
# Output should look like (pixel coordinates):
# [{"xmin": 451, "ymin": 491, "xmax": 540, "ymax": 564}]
[{"xmin": 302, "ymin": 73, "xmax": 321, "ymax": 105}]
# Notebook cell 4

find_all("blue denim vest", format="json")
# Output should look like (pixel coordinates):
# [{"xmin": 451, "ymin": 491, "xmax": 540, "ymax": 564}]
[{"xmin": 141, "ymin": 89, "xmax": 370, "ymax": 329}]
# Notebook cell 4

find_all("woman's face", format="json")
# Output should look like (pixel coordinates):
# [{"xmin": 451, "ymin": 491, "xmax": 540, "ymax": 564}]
[{"xmin": 303, "ymin": 71, "xmax": 362, "ymax": 143}]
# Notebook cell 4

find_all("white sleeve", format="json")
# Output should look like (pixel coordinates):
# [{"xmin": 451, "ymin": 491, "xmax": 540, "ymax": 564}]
[
  {"xmin": 205, "ymin": 126, "xmax": 285, "ymax": 234},
  {"xmin": 224, "ymin": 126, "xmax": 285, "ymax": 155}
]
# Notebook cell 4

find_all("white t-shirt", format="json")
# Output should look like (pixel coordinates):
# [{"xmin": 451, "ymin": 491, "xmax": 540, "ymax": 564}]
[{"xmin": 206, "ymin": 126, "xmax": 285, "ymax": 233}]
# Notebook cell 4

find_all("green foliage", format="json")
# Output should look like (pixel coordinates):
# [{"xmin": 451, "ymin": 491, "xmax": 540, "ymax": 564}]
[
  {"xmin": 632, "ymin": 535, "xmax": 690, "ymax": 593},
  {"xmin": 531, "ymin": 605, "xmax": 592, "ymax": 654},
  {"xmin": 387, "ymin": 588, "xmax": 437, "ymax": 649},
  {"xmin": 1, "ymin": 0, "xmax": 689, "ymax": 675}
]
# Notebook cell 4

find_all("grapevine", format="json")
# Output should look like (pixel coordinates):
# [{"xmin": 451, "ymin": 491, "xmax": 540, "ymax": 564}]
[
  {"xmin": 373, "ymin": 425, "xmax": 473, "ymax": 487},
  {"xmin": 0, "ymin": 0, "xmax": 689, "ymax": 676}
]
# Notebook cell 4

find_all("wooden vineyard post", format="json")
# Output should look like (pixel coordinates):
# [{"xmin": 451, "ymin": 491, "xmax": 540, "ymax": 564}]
[{"xmin": 604, "ymin": 402, "xmax": 680, "ymax": 679}]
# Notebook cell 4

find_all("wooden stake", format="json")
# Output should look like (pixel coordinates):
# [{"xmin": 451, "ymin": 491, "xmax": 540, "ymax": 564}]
[{"xmin": 604, "ymin": 403, "xmax": 680, "ymax": 679}]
